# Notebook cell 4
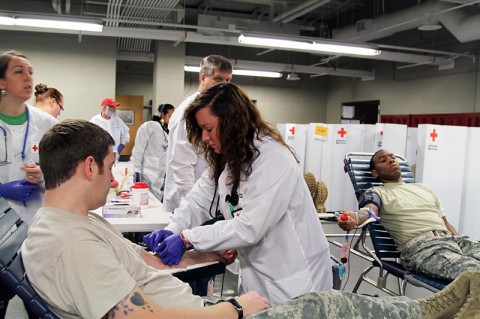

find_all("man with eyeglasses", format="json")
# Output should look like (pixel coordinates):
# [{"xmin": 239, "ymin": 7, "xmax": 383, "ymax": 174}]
[{"xmin": 90, "ymin": 98, "xmax": 130, "ymax": 161}]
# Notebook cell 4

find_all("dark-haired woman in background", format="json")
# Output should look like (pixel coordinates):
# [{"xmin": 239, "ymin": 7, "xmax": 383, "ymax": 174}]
[
  {"xmin": 143, "ymin": 83, "xmax": 332, "ymax": 305},
  {"xmin": 131, "ymin": 103, "xmax": 174, "ymax": 201},
  {"xmin": 34, "ymin": 83, "xmax": 64, "ymax": 118}
]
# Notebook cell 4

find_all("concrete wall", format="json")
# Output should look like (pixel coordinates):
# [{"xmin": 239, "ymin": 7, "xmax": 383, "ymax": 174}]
[
  {"xmin": 1, "ymin": 30, "xmax": 117, "ymax": 121},
  {"xmin": 2, "ymin": 31, "xmax": 327, "ymax": 125},
  {"xmin": 326, "ymin": 59, "xmax": 480, "ymax": 123}
]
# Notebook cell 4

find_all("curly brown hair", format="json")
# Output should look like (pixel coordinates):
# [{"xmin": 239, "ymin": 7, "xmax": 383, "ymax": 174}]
[{"xmin": 185, "ymin": 82, "xmax": 297, "ymax": 186}]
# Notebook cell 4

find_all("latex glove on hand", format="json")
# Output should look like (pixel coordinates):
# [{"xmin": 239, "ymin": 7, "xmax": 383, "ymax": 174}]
[
  {"xmin": 156, "ymin": 234, "xmax": 185, "ymax": 266},
  {"xmin": 143, "ymin": 229, "xmax": 173, "ymax": 251},
  {"xmin": 337, "ymin": 211, "xmax": 357, "ymax": 232},
  {"xmin": 117, "ymin": 144, "xmax": 125, "ymax": 154},
  {"xmin": 0, "ymin": 180, "xmax": 40, "ymax": 202}
]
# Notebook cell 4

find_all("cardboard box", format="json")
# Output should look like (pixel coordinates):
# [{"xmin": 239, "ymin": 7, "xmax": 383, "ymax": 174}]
[{"xmin": 102, "ymin": 204, "xmax": 141, "ymax": 218}]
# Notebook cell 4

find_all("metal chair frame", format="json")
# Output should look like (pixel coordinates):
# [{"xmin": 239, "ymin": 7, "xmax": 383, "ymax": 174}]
[{"xmin": 0, "ymin": 198, "xmax": 59, "ymax": 319}]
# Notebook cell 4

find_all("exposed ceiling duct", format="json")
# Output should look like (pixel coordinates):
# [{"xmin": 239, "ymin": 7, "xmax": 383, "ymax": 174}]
[
  {"xmin": 1, "ymin": 0, "xmax": 478, "ymax": 78},
  {"xmin": 333, "ymin": 0, "xmax": 480, "ymax": 44}
]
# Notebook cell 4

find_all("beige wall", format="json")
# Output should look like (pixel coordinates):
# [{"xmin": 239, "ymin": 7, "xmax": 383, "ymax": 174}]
[
  {"xmin": 1, "ymin": 30, "xmax": 117, "ymax": 121},
  {"xmin": 326, "ymin": 60, "xmax": 480, "ymax": 123}
]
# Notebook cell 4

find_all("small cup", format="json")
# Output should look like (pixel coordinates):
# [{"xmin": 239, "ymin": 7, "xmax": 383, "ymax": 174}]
[{"xmin": 131, "ymin": 182, "xmax": 149, "ymax": 206}]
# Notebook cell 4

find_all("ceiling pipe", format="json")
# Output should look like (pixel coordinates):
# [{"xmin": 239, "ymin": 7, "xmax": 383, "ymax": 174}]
[
  {"xmin": 65, "ymin": 0, "xmax": 71, "ymax": 14},
  {"xmin": 185, "ymin": 56, "xmax": 375, "ymax": 80},
  {"xmin": 281, "ymin": 0, "xmax": 330, "ymax": 24},
  {"xmin": 272, "ymin": 0, "xmax": 328, "ymax": 23},
  {"xmin": 333, "ymin": 0, "xmax": 480, "ymax": 44}
]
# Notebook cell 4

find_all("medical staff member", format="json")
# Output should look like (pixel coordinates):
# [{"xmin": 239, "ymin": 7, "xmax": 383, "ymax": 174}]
[
  {"xmin": 34, "ymin": 83, "xmax": 64, "ymax": 118},
  {"xmin": 90, "ymin": 98, "xmax": 130, "ymax": 160},
  {"xmin": 163, "ymin": 55, "xmax": 233, "ymax": 212},
  {"xmin": 0, "ymin": 50, "xmax": 57, "ymax": 225},
  {"xmin": 130, "ymin": 104, "xmax": 174, "ymax": 201},
  {"xmin": 144, "ymin": 83, "xmax": 332, "ymax": 305},
  {"xmin": 0, "ymin": 50, "xmax": 57, "ymax": 319}
]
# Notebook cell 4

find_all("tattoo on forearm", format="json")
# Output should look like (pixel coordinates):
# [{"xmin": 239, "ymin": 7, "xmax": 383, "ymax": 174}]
[{"xmin": 107, "ymin": 290, "xmax": 153, "ymax": 318}]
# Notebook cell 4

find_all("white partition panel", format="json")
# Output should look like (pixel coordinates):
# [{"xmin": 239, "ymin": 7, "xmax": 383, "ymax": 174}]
[
  {"xmin": 373, "ymin": 123, "xmax": 384, "ymax": 151},
  {"xmin": 416, "ymin": 124, "xmax": 468, "ymax": 230},
  {"xmin": 382, "ymin": 124, "xmax": 408, "ymax": 157},
  {"xmin": 277, "ymin": 123, "xmax": 308, "ymax": 173},
  {"xmin": 341, "ymin": 124, "xmax": 373, "ymax": 211},
  {"xmin": 320, "ymin": 124, "xmax": 349, "ymax": 212},
  {"xmin": 362, "ymin": 125, "xmax": 376, "ymax": 153},
  {"xmin": 459, "ymin": 127, "xmax": 480, "ymax": 240},
  {"xmin": 305, "ymin": 123, "xmax": 327, "ymax": 180},
  {"xmin": 406, "ymin": 127, "xmax": 418, "ymax": 166}
]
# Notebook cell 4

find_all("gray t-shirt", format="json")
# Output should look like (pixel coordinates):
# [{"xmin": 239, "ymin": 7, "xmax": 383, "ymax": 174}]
[{"xmin": 22, "ymin": 207, "xmax": 203, "ymax": 319}]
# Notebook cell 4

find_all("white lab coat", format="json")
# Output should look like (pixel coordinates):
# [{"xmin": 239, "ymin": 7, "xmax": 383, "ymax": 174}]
[
  {"xmin": 130, "ymin": 121, "xmax": 168, "ymax": 201},
  {"xmin": 0, "ymin": 105, "xmax": 57, "ymax": 224},
  {"xmin": 166, "ymin": 137, "xmax": 332, "ymax": 305},
  {"xmin": 90, "ymin": 113, "xmax": 130, "ymax": 157},
  {"xmin": 163, "ymin": 92, "xmax": 206, "ymax": 212}
]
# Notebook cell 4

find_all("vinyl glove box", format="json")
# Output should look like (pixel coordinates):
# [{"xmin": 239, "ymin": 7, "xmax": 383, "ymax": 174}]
[{"xmin": 102, "ymin": 204, "xmax": 141, "ymax": 218}]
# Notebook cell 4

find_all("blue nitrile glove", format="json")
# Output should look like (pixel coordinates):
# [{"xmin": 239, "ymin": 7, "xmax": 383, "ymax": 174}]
[
  {"xmin": 143, "ymin": 229, "xmax": 173, "ymax": 251},
  {"xmin": 156, "ymin": 234, "xmax": 185, "ymax": 266},
  {"xmin": 21, "ymin": 183, "xmax": 41, "ymax": 207},
  {"xmin": 117, "ymin": 144, "xmax": 125, "ymax": 154},
  {"xmin": 0, "ymin": 180, "xmax": 40, "ymax": 202}
]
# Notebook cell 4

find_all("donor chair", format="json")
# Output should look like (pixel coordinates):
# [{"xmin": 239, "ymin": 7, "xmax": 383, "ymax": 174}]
[
  {"xmin": 344, "ymin": 152, "xmax": 451, "ymax": 296},
  {"xmin": 0, "ymin": 197, "xmax": 59, "ymax": 319}
]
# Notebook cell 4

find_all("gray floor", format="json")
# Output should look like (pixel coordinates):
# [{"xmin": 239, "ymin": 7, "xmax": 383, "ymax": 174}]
[{"xmin": 5, "ymin": 223, "xmax": 434, "ymax": 318}]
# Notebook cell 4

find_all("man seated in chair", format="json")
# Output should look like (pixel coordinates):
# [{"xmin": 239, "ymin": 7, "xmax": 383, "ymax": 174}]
[
  {"xmin": 21, "ymin": 119, "xmax": 270, "ymax": 319},
  {"xmin": 17, "ymin": 121, "xmax": 480, "ymax": 319},
  {"xmin": 338, "ymin": 149, "xmax": 480, "ymax": 282}
]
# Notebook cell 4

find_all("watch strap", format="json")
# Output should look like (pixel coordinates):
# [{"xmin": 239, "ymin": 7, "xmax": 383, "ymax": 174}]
[{"xmin": 227, "ymin": 298, "xmax": 243, "ymax": 319}]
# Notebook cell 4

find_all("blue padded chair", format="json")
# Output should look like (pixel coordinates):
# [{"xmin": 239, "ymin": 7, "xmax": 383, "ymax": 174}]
[
  {"xmin": 0, "ymin": 198, "xmax": 59, "ymax": 319},
  {"xmin": 344, "ymin": 152, "xmax": 451, "ymax": 296}
]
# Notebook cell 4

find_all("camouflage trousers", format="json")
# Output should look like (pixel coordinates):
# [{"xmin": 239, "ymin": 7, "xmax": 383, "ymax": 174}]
[
  {"xmin": 247, "ymin": 290, "xmax": 422, "ymax": 319},
  {"xmin": 401, "ymin": 234, "xmax": 480, "ymax": 280}
]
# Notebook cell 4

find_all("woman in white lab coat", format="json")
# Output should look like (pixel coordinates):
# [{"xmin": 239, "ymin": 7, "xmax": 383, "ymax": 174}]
[
  {"xmin": 130, "ymin": 104, "xmax": 174, "ymax": 201},
  {"xmin": 143, "ymin": 83, "xmax": 332, "ymax": 305},
  {"xmin": 0, "ymin": 51, "xmax": 57, "ymax": 225}
]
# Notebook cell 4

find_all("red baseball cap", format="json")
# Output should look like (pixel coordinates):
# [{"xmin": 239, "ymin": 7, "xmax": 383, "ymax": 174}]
[{"xmin": 101, "ymin": 98, "xmax": 120, "ymax": 107}]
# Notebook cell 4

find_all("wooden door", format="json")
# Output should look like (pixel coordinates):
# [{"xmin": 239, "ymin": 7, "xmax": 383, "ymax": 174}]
[{"xmin": 115, "ymin": 95, "xmax": 144, "ymax": 157}]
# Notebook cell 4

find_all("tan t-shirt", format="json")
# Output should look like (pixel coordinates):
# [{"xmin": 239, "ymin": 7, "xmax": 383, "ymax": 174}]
[
  {"xmin": 371, "ymin": 183, "xmax": 448, "ymax": 247},
  {"xmin": 22, "ymin": 207, "xmax": 203, "ymax": 319}
]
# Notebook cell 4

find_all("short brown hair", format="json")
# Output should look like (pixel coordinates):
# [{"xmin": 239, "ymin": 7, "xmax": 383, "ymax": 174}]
[{"xmin": 40, "ymin": 120, "xmax": 114, "ymax": 189}]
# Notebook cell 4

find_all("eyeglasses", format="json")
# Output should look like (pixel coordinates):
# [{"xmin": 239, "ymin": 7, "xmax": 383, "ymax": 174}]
[
  {"xmin": 0, "ymin": 126, "xmax": 11, "ymax": 166},
  {"xmin": 55, "ymin": 99, "xmax": 64, "ymax": 111}
]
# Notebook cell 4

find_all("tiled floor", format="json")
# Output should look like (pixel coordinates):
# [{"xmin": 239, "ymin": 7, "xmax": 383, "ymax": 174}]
[{"xmin": 5, "ymin": 224, "xmax": 434, "ymax": 318}]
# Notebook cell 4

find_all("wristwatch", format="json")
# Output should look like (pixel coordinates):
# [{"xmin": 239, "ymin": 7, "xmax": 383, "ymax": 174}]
[{"xmin": 227, "ymin": 298, "xmax": 243, "ymax": 319}]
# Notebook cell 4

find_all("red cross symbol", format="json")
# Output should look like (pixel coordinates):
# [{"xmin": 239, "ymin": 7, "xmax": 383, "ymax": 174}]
[
  {"xmin": 31, "ymin": 144, "xmax": 38, "ymax": 152},
  {"xmin": 337, "ymin": 127, "xmax": 347, "ymax": 138},
  {"xmin": 430, "ymin": 129, "xmax": 438, "ymax": 142},
  {"xmin": 236, "ymin": 213, "xmax": 241, "ymax": 217},
  {"xmin": 289, "ymin": 126, "xmax": 295, "ymax": 135}
]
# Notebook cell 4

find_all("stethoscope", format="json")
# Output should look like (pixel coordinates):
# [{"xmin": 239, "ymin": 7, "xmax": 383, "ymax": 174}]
[
  {"xmin": 0, "ymin": 107, "xmax": 30, "ymax": 166},
  {"xmin": 207, "ymin": 179, "xmax": 242, "ymax": 220}
]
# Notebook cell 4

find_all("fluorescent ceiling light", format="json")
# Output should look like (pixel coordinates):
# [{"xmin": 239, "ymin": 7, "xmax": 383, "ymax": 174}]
[
  {"xmin": 0, "ymin": 17, "xmax": 14, "ymax": 25},
  {"xmin": 184, "ymin": 66, "xmax": 282, "ymax": 78},
  {"xmin": 0, "ymin": 16, "xmax": 102, "ymax": 32},
  {"xmin": 238, "ymin": 34, "xmax": 381, "ymax": 57}
]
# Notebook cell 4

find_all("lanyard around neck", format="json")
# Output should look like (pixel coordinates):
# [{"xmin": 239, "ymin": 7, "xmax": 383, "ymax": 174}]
[
  {"xmin": 0, "ymin": 106, "xmax": 30, "ymax": 161},
  {"xmin": 21, "ymin": 107, "xmax": 30, "ymax": 161}
]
